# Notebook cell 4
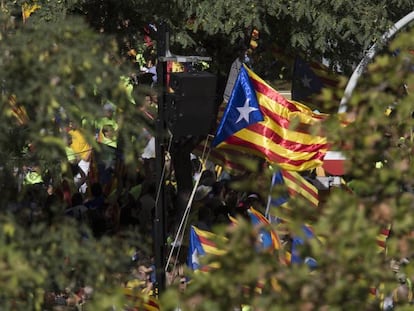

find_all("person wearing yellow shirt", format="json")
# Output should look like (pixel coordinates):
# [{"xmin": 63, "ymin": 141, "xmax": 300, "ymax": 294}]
[
  {"xmin": 68, "ymin": 120, "xmax": 92, "ymax": 194},
  {"xmin": 63, "ymin": 133, "xmax": 87, "ymax": 195},
  {"xmin": 69, "ymin": 121, "xmax": 92, "ymax": 162}
]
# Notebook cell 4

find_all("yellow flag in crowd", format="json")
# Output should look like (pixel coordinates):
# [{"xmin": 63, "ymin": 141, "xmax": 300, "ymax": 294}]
[
  {"xmin": 22, "ymin": 2, "xmax": 41, "ymax": 23},
  {"xmin": 6, "ymin": 94, "xmax": 29, "ymax": 126}
]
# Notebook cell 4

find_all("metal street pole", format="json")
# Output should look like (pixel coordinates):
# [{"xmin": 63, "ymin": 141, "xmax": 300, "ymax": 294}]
[
  {"xmin": 153, "ymin": 21, "xmax": 212, "ymax": 295},
  {"xmin": 338, "ymin": 10, "xmax": 414, "ymax": 113},
  {"xmin": 154, "ymin": 21, "xmax": 168, "ymax": 295}
]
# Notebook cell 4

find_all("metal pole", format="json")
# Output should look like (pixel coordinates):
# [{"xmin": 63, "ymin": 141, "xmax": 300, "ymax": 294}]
[
  {"xmin": 154, "ymin": 21, "xmax": 168, "ymax": 295},
  {"xmin": 338, "ymin": 11, "xmax": 414, "ymax": 113},
  {"xmin": 152, "ymin": 22, "xmax": 212, "ymax": 295}
]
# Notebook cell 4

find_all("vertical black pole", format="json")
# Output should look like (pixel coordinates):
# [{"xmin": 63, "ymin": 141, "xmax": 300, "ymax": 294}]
[{"xmin": 154, "ymin": 22, "xmax": 168, "ymax": 295}]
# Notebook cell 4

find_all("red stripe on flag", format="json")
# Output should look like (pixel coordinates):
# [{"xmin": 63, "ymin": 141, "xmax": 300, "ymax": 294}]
[
  {"xmin": 246, "ymin": 122, "xmax": 328, "ymax": 152},
  {"xmin": 252, "ymin": 80, "xmax": 303, "ymax": 113},
  {"xmin": 259, "ymin": 105, "xmax": 319, "ymax": 135},
  {"xmin": 282, "ymin": 171, "xmax": 319, "ymax": 206},
  {"xmin": 380, "ymin": 228, "xmax": 390, "ymax": 236},
  {"xmin": 199, "ymin": 235, "xmax": 218, "ymax": 249},
  {"xmin": 282, "ymin": 171, "xmax": 318, "ymax": 198},
  {"xmin": 377, "ymin": 240, "xmax": 386, "ymax": 248},
  {"xmin": 224, "ymin": 135, "xmax": 325, "ymax": 167}
]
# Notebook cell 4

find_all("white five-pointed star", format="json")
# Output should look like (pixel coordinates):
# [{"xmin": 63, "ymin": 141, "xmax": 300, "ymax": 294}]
[
  {"xmin": 301, "ymin": 75, "xmax": 312, "ymax": 88},
  {"xmin": 191, "ymin": 248, "xmax": 199, "ymax": 266},
  {"xmin": 236, "ymin": 98, "xmax": 258, "ymax": 123},
  {"xmin": 259, "ymin": 233, "xmax": 264, "ymax": 244}
]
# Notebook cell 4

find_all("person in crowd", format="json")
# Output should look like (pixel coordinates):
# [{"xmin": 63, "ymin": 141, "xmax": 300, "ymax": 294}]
[
  {"xmin": 138, "ymin": 93, "xmax": 158, "ymax": 186},
  {"xmin": 84, "ymin": 182, "xmax": 105, "ymax": 210},
  {"xmin": 84, "ymin": 182, "xmax": 107, "ymax": 237},
  {"xmin": 68, "ymin": 119, "xmax": 92, "ymax": 194},
  {"xmin": 21, "ymin": 161, "xmax": 48, "ymax": 224},
  {"xmin": 65, "ymin": 192, "xmax": 88, "ymax": 223},
  {"xmin": 100, "ymin": 124, "xmax": 117, "ymax": 149},
  {"xmin": 140, "ymin": 52, "xmax": 158, "ymax": 87},
  {"xmin": 104, "ymin": 196, "xmax": 121, "ymax": 235},
  {"xmin": 63, "ymin": 132, "xmax": 87, "ymax": 197},
  {"xmin": 138, "ymin": 181, "xmax": 156, "ymax": 236},
  {"xmin": 95, "ymin": 102, "xmax": 119, "ymax": 146},
  {"xmin": 125, "ymin": 261, "xmax": 154, "ymax": 296},
  {"xmin": 392, "ymin": 272, "xmax": 413, "ymax": 307},
  {"xmin": 195, "ymin": 205, "xmax": 214, "ymax": 231},
  {"xmin": 198, "ymin": 169, "xmax": 216, "ymax": 188},
  {"xmin": 94, "ymin": 103, "xmax": 119, "ymax": 194},
  {"xmin": 166, "ymin": 252, "xmax": 187, "ymax": 287}
]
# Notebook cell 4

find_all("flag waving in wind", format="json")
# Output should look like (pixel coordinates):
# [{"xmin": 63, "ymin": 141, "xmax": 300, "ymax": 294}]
[
  {"xmin": 291, "ymin": 56, "xmax": 341, "ymax": 113},
  {"xmin": 276, "ymin": 170, "xmax": 319, "ymax": 209},
  {"xmin": 265, "ymin": 169, "xmax": 319, "ymax": 228},
  {"xmin": 188, "ymin": 226, "xmax": 226, "ymax": 271},
  {"xmin": 212, "ymin": 65, "xmax": 328, "ymax": 171},
  {"xmin": 247, "ymin": 207, "xmax": 281, "ymax": 251}
]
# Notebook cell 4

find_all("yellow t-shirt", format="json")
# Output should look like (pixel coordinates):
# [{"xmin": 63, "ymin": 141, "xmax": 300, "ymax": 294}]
[{"xmin": 69, "ymin": 129, "xmax": 92, "ymax": 161}]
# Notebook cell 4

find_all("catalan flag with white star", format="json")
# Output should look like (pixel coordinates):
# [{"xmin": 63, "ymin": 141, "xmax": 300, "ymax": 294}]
[
  {"xmin": 187, "ymin": 225, "xmax": 226, "ymax": 272},
  {"xmin": 291, "ymin": 56, "xmax": 342, "ymax": 113},
  {"xmin": 212, "ymin": 64, "xmax": 328, "ymax": 172}
]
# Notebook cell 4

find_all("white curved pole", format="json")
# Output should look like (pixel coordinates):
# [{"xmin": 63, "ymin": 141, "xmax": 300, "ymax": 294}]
[{"xmin": 338, "ymin": 11, "xmax": 414, "ymax": 113}]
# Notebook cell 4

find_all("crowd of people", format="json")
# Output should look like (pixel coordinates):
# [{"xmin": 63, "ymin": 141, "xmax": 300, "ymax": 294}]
[
  {"xmin": 9, "ymin": 75, "xmax": 249, "ymax": 309},
  {"xmin": 13, "ymin": 95, "xmax": 414, "ymax": 310},
  {"xmin": 9, "ymin": 86, "xmax": 159, "ymax": 309},
  {"xmin": 9, "ymin": 57, "xmax": 413, "ymax": 310}
]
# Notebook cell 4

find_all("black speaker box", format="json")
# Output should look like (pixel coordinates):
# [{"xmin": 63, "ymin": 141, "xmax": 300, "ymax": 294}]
[
  {"xmin": 169, "ymin": 71, "xmax": 217, "ymax": 97},
  {"xmin": 166, "ymin": 71, "xmax": 217, "ymax": 137},
  {"xmin": 166, "ymin": 95, "xmax": 217, "ymax": 137}
]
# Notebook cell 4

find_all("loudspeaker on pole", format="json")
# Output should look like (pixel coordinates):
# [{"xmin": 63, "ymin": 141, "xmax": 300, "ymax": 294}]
[{"xmin": 166, "ymin": 71, "xmax": 217, "ymax": 137}]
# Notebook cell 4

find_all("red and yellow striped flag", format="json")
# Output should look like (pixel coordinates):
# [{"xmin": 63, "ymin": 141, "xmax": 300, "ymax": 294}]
[
  {"xmin": 6, "ymin": 94, "xmax": 29, "ymax": 126},
  {"xmin": 281, "ymin": 170, "xmax": 319, "ymax": 208},
  {"xmin": 248, "ymin": 207, "xmax": 282, "ymax": 250},
  {"xmin": 123, "ymin": 287, "xmax": 160, "ymax": 311},
  {"xmin": 376, "ymin": 224, "xmax": 391, "ymax": 254},
  {"xmin": 188, "ymin": 225, "xmax": 226, "ymax": 272},
  {"xmin": 22, "ymin": 2, "xmax": 41, "ymax": 23},
  {"xmin": 212, "ymin": 65, "xmax": 328, "ymax": 172}
]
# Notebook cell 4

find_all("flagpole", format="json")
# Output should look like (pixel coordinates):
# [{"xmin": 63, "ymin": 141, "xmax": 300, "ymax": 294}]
[
  {"xmin": 165, "ymin": 160, "xmax": 202, "ymax": 270},
  {"xmin": 164, "ymin": 137, "xmax": 212, "ymax": 270},
  {"xmin": 265, "ymin": 171, "xmax": 276, "ymax": 219}
]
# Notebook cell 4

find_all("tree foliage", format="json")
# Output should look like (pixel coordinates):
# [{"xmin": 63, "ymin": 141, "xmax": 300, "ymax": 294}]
[
  {"xmin": 0, "ymin": 4, "xmax": 153, "ymax": 310},
  {"xmin": 172, "ymin": 0, "xmax": 412, "ymax": 74},
  {"xmin": 1, "ymin": 1, "xmax": 414, "ymax": 310}
]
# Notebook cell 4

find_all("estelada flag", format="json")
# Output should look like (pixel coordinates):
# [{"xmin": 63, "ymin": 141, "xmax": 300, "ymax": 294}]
[
  {"xmin": 268, "ymin": 170, "xmax": 319, "ymax": 210},
  {"xmin": 291, "ymin": 56, "xmax": 342, "ymax": 113},
  {"xmin": 187, "ymin": 225, "xmax": 226, "ymax": 272},
  {"xmin": 247, "ymin": 207, "xmax": 282, "ymax": 250},
  {"xmin": 212, "ymin": 64, "xmax": 328, "ymax": 172}
]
